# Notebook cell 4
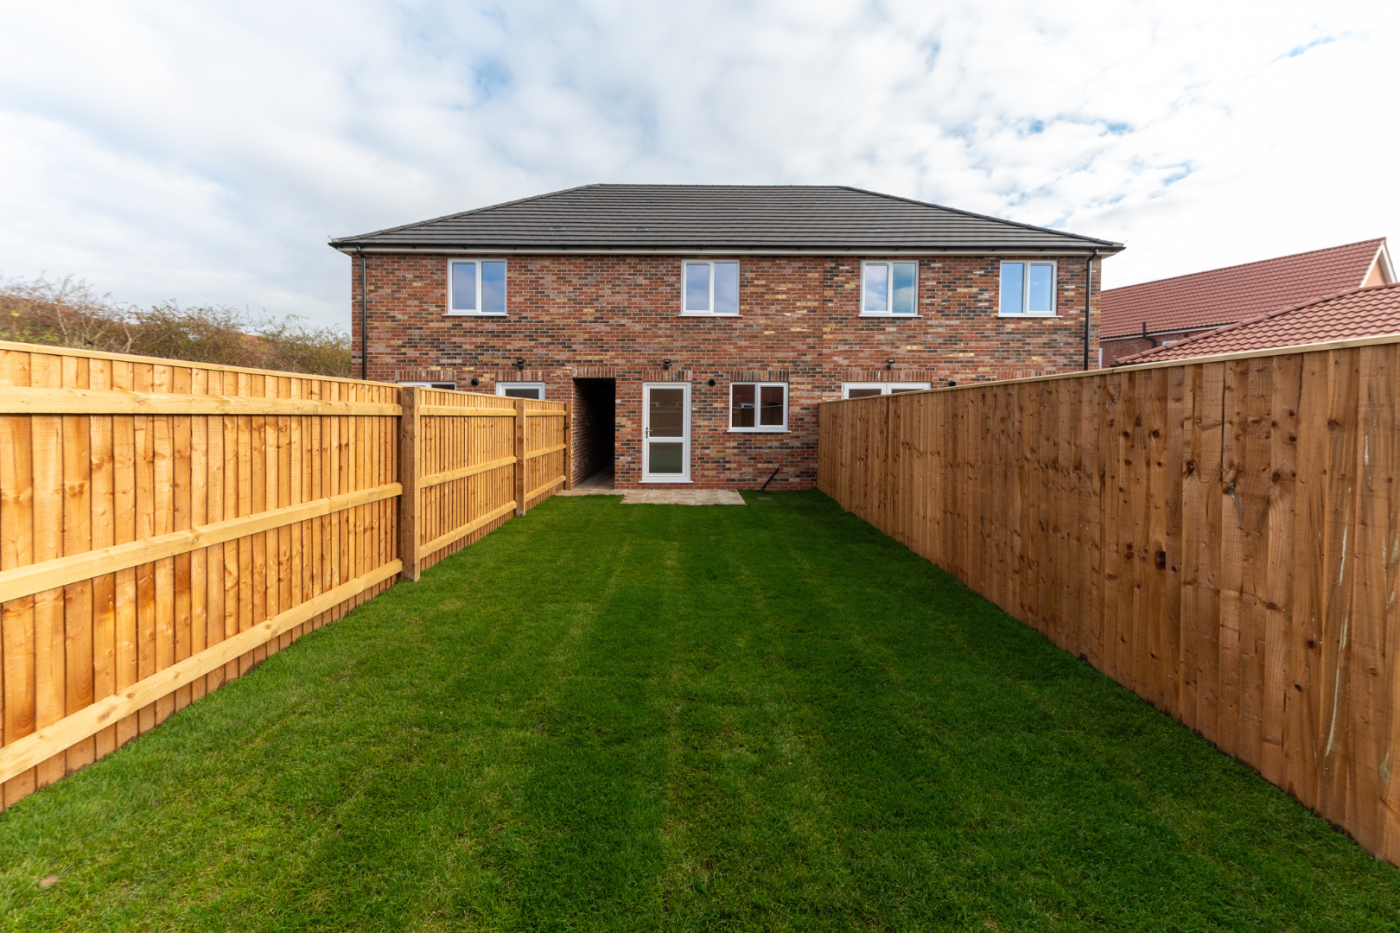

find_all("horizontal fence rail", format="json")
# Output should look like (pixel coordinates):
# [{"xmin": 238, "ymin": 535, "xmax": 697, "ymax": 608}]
[{"xmin": 819, "ymin": 338, "xmax": 1400, "ymax": 867}]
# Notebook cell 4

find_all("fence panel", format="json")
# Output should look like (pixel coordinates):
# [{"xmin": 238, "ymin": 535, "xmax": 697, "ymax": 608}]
[
  {"xmin": 819, "ymin": 337, "xmax": 1400, "ymax": 867},
  {"xmin": 0, "ymin": 348, "xmax": 575, "ymax": 810},
  {"xmin": 399, "ymin": 387, "xmax": 569, "ymax": 580},
  {"xmin": 0, "ymin": 342, "xmax": 403, "ymax": 809}
]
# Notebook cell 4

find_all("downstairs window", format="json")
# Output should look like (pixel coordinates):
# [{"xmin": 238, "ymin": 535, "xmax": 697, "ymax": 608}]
[{"xmin": 731, "ymin": 383, "xmax": 787, "ymax": 431}]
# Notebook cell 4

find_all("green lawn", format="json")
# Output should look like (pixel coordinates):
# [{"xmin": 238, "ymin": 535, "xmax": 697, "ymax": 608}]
[{"xmin": 1, "ymin": 491, "xmax": 1397, "ymax": 931}]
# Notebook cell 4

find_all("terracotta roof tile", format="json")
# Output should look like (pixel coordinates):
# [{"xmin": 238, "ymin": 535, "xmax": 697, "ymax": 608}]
[
  {"xmin": 1100, "ymin": 239, "xmax": 1386, "ymax": 339},
  {"xmin": 1115, "ymin": 282, "xmax": 1400, "ymax": 365}
]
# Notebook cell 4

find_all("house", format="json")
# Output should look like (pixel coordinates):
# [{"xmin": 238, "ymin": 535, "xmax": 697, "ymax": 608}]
[
  {"xmin": 1100, "ymin": 239, "xmax": 1394, "ymax": 365},
  {"xmin": 330, "ymin": 184, "xmax": 1122, "ymax": 489},
  {"xmin": 1113, "ymin": 281, "xmax": 1400, "ymax": 366}
]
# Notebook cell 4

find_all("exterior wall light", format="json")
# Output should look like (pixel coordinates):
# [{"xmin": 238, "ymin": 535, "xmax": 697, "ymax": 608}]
[
  {"xmin": 515, "ymin": 357, "xmax": 525, "ymax": 371},
  {"xmin": 662, "ymin": 358, "xmax": 671, "ymax": 371}
]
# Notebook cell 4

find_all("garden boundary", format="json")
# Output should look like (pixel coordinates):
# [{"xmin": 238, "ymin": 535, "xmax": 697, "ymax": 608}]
[
  {"xmin": 0, "ymin": 342, "xmax": 568, "ymax": 810},
  {"xmin": 819, "ymin": 334, "xmax": 1400, "ymax": 867}
]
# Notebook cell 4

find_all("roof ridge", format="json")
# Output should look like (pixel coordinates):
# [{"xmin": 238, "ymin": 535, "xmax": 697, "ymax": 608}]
[
  {"xmin": 837, "ymin": 185, "xmax": 1124, "ymax": 248},
  {"xmin": 1104, "ymin": 238, "xmax": 1386, "ymax": 295},
  {"xmin": 1116, "ymin": 280, "xmax": 1400, "ymax": 365},
  {"xmin": 329, "ymin": 183, "xmax": 602, "ymax": 244}
]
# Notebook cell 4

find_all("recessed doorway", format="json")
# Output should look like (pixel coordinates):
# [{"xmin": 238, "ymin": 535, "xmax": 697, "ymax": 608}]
[{"xmin": 571, "ymin": 378, "xmax": 616, "ymax": 487}]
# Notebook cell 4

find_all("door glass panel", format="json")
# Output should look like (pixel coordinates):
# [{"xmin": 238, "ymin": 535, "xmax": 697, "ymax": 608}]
[
  {"xmin": 846, "ymin": 387, "xmax": 883, "ymax": 398},
  {"xmin": 759, "ymin": 385, "xmax": 785, "ymax": 426},
  {"xmin": 648, "ymin": 442, "xmax": 684, "ymax": 474},
  {"xmin": 890, "ymin": 387, "xmax": 920, "ymax": 394},
  {"xmin": 649, "ymin": 388, "xmax": 685, "ymax": 437},
  {"xmin": 732, "ymin": 384, "xmax": 755, "ymax": 428},
  {"xmin": 502, "ymin": 387, "xmax": 541, "ymax": 399}
]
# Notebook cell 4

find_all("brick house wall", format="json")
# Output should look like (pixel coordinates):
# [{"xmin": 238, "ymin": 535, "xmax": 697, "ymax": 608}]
[
  {"xmin": 352, "ymin": 252, "xmax": 1103, "ymax": 489},
  {"xmin": 1101, "ymin": 327, "xmax": 1224, "ymax": 366}
]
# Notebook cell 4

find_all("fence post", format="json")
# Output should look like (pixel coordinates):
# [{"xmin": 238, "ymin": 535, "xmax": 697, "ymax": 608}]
[
  {"xmin": 884, "ymin": 395, "xmax": 896, "ymax": 534},
  {"xmin": 399, "ymin": 386, "xmax": 421, "ymax": 582},
  {"xmin": 563, "ymin": 402, "xmax": 574, "ymax": 490},
  {"xmin": 514, "ymin": 398, "xmax": 527, "ymax": 516}
]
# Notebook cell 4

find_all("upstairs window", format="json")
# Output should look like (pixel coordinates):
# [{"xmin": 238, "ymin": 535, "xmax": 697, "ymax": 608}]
[
  {"xmin": 730, "ymin": 382, "xmax": 787, "ymax": 432},
  {"xmin": 861, "ymin": 261, "xmax": 919, "ymax": 316},
  {"xmin": 999, "ymin": 261, "xmax": 1056, "ymax": 316},
  {"xmin": 448, "ymin": 259, "xmax": 507, "ymax": 315},
  {"xmin": 682, "ymin": 261, "xmax": 740, "ymax": 315}
]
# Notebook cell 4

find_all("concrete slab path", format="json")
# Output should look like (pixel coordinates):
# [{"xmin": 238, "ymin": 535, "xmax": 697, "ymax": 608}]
[{"xmin": 557, "ymin": 469, "xmax": 746, "ymax": 505}]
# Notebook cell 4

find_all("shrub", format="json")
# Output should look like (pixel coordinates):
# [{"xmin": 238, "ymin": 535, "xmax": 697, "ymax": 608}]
[{"xmin": 0, "ymin": 274, "xmax": 352, "ymax": 377}]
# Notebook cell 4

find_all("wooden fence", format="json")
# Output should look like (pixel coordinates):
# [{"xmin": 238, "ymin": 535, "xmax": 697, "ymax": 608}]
[
  {"xmin": 399, "ymin": 387, "xmax": 570, "ymax": 580},
  {"xmin": 819, "ymin": 336, "xmax": 1400, "ymax": 867},
  {"xmin": 0, "ymin": 344, "xmax": 569, "ymax": 811}
]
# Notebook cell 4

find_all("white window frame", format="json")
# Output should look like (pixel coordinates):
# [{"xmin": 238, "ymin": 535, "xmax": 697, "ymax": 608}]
[
  {"xmin": 859, "ymin": 260, "xmax": 920, "ymax": 317},
  {"xmin": 998, "ymin": 260, "xmax": 1058, "ymax": 317},
  {"xmin": 841, "ymin": 382, "xmax": 932, "ymax": 399},
  {"xmin": 446, "ymin": 258, "xmax": 508, "ymax": 316},
  {"xmin": 680, "ymin": 260, "xmax": 741, "ymax": 316},
  {"xmin": 728, "ymin": 382, "xmax": 789, "ymax": 433},
  {"xmin": 399, "ymin": 381, "xmax": 457, "ymax": 390},
  {"xmin": 496, "ymin": 382, "xmax": 546, "ymax": 400}
]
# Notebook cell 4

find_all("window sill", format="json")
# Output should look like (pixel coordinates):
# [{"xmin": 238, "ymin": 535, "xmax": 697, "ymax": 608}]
[
  {"xmin": 640, "ymin": 477, "xmax": 693, "ymax": 484},
  {"xmin": 997, "ymin": 313, "xmax": 1059, "ymax": 318},
  {"xmin": 678, "ymin": 312, "xmax": 740, "ymax": 317},
  {"xmin": 858, "ymin": 313, "xmax": 921, "ymax": 319},
  {"xmin": 444, "ymin": 312, "xmax": 507, "ymax": 317},
  {"xmin": 727, "ymin": 428, "xmax": 790, "ymax": 434}
]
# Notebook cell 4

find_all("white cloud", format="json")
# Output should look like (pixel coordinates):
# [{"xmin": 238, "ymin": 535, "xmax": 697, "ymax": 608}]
[{"xmin": 1, "ymin": 0, "xmax": 1397, "ymax": 327}]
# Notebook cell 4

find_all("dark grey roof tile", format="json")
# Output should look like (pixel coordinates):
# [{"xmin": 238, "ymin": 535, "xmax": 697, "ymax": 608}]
[{"xmin": 331, "ymin": 184, "xmax": 1122, "ymax": 253}]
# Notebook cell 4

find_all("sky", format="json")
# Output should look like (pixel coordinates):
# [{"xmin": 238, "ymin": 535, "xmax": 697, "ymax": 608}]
[{"xmin": 2, "ymin": 0, "xmax": 1397, "ymax": 330}]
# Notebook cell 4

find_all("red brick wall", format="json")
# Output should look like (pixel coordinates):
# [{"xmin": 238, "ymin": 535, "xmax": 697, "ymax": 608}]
[
  {"xmin": 1102, "ymin": 328, "xmax": 1223, "ymax": 366},
  {"xmin": 1102, "ymin": 335, "xmax": 1156, "ymax": 365},
  {"xmin": 351, "ymin": 252, "xmax": 1103, "ymax": 489}
]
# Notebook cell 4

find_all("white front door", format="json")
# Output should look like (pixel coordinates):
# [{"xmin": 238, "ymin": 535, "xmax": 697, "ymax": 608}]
[{"xmin": 643, "ymin": 383, "xmax": 690, "ymax": 482}]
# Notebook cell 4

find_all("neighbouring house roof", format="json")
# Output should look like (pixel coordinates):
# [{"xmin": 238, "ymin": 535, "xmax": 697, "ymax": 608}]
[
  {"xmin": 330, "ymin": 184, "xmax": 1123, "ymax": 254},
  {"xmin": 1100, "ymin": 239, "xmax": 1392, "ymax": 340},
  {"xmin": 1114, "ymin": 282, "xmax": 1400, "ymax": 365}
]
